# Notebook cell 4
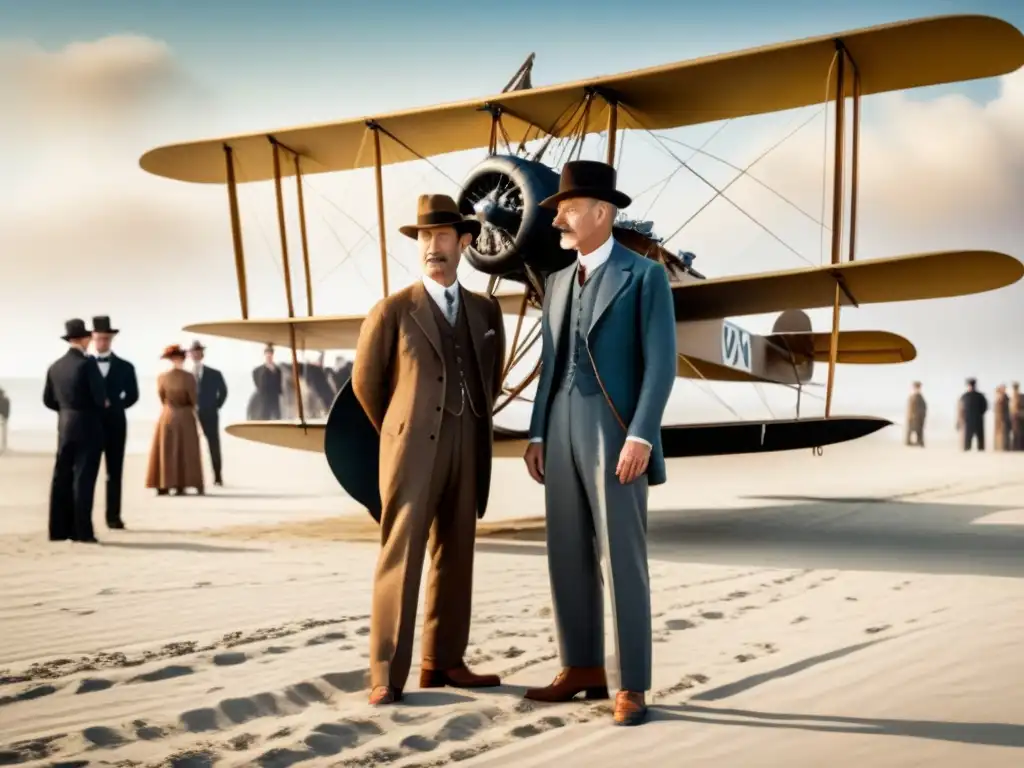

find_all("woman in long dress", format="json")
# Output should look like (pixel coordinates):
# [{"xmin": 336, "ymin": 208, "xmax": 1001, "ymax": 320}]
[{"xmin": 145, "ymin": 344, "xmax": 204, "ymax": 495}]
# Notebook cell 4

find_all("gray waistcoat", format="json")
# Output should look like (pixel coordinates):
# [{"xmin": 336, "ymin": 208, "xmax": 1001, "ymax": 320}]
[{"xmin": 558, "ymin": 262, "xmax": 608, "ymax": 396}]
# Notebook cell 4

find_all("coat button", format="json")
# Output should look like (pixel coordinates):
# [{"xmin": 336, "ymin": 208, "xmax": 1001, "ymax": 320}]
[
  {"xmin": 437, "ymin": 376, "xmax": 443, "ymax": 382},
  {"xmin": 429, "ymin": 434, "xmax": 435, "ymax": 440},
  {"xmin": 435, "ymin": 406, "xmax": 441, "ymax": 411}
]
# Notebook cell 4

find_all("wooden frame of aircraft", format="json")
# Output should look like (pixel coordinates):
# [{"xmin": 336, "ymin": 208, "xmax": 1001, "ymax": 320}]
[{"xmin": 140, "ymin": 14, "xmax": 1024, "ymax": 466}]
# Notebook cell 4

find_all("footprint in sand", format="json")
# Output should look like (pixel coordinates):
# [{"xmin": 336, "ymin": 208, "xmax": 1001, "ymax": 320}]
[
  {"xmin": 791, "ymin": 615, "xmax": 810, "ymax": 625},
  {"xmin": 306, "ymin": 631, "xmax": 348, "ymax": 646},
  {"xmin": 76, "ymin": 678, "xmax": 114, "ymax": 694},
  {"xmin": 82, "ymin": 725, "xmax": 128, "ymax": 748},
  {"xmin": 0, "ymin": 683, "xmax": 58, "ymax": 707},
  {"xmin": 700, "ymin": 611, "xmax": 724, "ymax": 620},
  {"xmin": 355, "ymin": 626, "xmax": 370, "ymax": 636},
  {"xmin": 212, "ymin": 652, "xmax": 247, "ymax": 667},
  {"xmin": 665, "ymin": 618, "xmax": 696, "ymax": 631},
  {"xmin": 130, "ymin": 664, "xmax": 194, "ymax": 683},
  {"xmin": 735, "ymin": 653, "xmax": 756, "ymax": 663},
  {"xmin": 865, "ymin": 624, "xmax": 891, "ymax": 634}
]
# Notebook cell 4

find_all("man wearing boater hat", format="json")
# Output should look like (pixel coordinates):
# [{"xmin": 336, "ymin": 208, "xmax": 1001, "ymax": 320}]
[
  {"xmin": 91, "ymin": 316, "xmax": 139, "ymax": 529},
  {"xmin": 43, "ymin": 319, "xmax": 108, "ymax": 542},
  {"xmin": 522, "ymin": 160, "xmax": 677, "ymax": 726},
  {"xmin": 351, "ymin": 193, "xmax": 507, "ymax": 706}
]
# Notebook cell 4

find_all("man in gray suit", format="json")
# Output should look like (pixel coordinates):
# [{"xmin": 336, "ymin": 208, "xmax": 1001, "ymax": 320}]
[{"xmin": 521, "ymin": 160, "xmax": 677, "ymax": 726}]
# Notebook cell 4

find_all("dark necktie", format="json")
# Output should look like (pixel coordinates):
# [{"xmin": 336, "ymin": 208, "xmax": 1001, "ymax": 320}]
[
  {"xmin": 444, "ymin": 288, "xmax": 456, "ymax": 324},
  {"xmin": 577, "ymin": 263, "xmax": 587, "ymax": 286}
]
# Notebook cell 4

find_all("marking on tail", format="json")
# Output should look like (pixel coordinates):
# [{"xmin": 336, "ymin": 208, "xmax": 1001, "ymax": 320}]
[{"xmin": 722, "ymin": 321, "xmax": 752, "ymax": 372}]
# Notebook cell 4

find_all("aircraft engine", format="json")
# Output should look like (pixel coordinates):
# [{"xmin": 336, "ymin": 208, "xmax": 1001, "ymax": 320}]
[
  {"xmin": 457, "ymin": 154, "xmax": 577, "ymax": 279},
  {"xmin": 772, "ymin": 308, "xmax": 814, "ymax": 383}
]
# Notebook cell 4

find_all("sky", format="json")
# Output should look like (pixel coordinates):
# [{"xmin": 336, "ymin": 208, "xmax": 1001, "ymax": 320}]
[{"xmin": 2, "ymin": 0, "xmax": 1024, "ymax": 430}]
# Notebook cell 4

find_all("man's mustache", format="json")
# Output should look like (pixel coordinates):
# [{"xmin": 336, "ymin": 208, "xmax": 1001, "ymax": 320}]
[
  {"xmin": 425, "ymin": 253, "xmax": 448, "ymax": 262},
  {"xmin": 555, "ymin": 226, "xmax": 575, "ymax": 234}
]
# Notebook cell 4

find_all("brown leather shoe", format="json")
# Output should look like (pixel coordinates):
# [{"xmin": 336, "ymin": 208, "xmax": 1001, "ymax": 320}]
[
  {"xmin": 613, "ymin": 690, "xmax": 647, "ymax": 725},
  {"xmin": 368, "ymin": 685, "xmax": 402, "ymax": 705},
  {"xmin": 523, "ymin": 667, "xmax": 609, "ymax": 703},
  {"xmin": 420, "ymin": 662, "xmax": 500, "ymax": 689}
]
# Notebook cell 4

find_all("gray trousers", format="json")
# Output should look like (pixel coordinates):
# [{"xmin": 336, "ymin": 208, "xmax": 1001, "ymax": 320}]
[{"xmin": 544, "ymin": 386, "xmax": 651, "ymax": 692}]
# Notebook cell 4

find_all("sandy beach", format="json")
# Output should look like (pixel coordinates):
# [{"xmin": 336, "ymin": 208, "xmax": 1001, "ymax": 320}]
[{"xmin": 1, "ymin": 429, "xmax": 1022, "ymax": 767}]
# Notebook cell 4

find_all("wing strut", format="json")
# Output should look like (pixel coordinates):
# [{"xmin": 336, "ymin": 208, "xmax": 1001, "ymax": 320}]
[
  {"xmin": 824, "ymin": 41, "xmax": 862, "ymax": 419},
  {"xmin": 369, "ymin": 122, "xmax": 391, "ymax": 297},
  {"xmin": 223, "ymin": 145, "xmax": 249, "ymax": 318},
  {"xmin": 269, "ymin": 136, "xmax": 307, "ymax": 429}
]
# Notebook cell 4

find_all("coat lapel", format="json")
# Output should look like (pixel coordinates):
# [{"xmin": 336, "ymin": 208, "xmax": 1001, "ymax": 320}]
[
  {"xmin": 409, "ymin": 281, "xmax": 442, "ymax": 358},
  {"xmin": 589, "ymin": 243, "xmax": 632, "ymax": 335},
  {"xmin": 461, "ymin": 287, "xmax": 489, "ymax": 386},
  {"xmin": 546, "ymin": 265, "xmax": 574, "ymax": 353}
]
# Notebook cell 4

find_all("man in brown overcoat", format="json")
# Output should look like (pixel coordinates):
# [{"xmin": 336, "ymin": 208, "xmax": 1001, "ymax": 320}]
[
  {"xmin": 352, "ymin": 194, "xmax": 507, "ymax": 706},
  {"xmin": 905, "ymin": 381, "xmax": 926, "ymax": 447}
]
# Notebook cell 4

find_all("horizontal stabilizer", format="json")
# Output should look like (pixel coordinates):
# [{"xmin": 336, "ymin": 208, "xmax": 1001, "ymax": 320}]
[
  {"xmin": 768, "ymin": 330, "xmax": 916, "ymax": 364},
  {"xmin": 673, "ymin": 250, "xmax": 1023, "ymax": 321},
  {"xmin": 140, "ymin": 15, "xmax": 1024, "ymax": 184}
]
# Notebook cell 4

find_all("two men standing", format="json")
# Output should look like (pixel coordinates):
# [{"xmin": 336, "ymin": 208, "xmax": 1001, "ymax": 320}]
[
  {"xmin": 351, "ymin": 161, "xmax": 676, "ymax": 728},
  {"xmin": 353, "ymin": 194, "xmax": 507, "ymax": 706},
  {"xmin": 44, "ymin": 316, "xmax": 139, "ymax": 539}
]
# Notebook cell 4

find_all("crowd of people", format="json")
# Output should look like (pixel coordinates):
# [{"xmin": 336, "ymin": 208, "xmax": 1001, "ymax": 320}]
[
  {"xmin": 905, "ymin": 378, "xmax": 1024, "ymax": 451},
  {"xmin": 248, "ymin": 345, "xmax": 352, "ymax": 421}
]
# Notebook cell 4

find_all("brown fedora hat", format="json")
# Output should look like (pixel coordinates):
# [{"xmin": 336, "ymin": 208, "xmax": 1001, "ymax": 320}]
[
  {"xmin": 539, "ymin": 160, "xmax": 632, "ymax": 210},
  {"xmin": 398, "ymin": 194, "xmax": 481, "ymax": 240}
]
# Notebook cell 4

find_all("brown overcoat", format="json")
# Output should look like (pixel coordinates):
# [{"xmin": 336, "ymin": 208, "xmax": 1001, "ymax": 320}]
[
  {"xmin": 145, "ymin": 368, "xmax": 205, "ymax": 490},
  {"xmin": 352, "ymin": 280, "xmax": 505, "ymax": 517}
]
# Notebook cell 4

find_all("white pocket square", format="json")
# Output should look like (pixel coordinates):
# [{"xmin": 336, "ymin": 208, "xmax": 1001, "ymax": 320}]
[{"xmin": 484, "ymin": 328, "xmax": 496, "ymax": 338}]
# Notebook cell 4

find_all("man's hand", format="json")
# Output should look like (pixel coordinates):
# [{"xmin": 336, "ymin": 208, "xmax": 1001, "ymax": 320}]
[
  {"xmin": 105, "ymin": 399, "xmax": 110, "ymax": 408},
  {"xmin": 523, "ymin": 442, "xmax": 545, "ymax": 484},
  {"xmin": 616, "ymin": 439, "xmax": 651, "ymax": 484}
]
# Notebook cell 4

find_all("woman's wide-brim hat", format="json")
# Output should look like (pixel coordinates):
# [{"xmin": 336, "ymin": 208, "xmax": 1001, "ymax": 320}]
[
  {"xmin": 539, "ymin": 160, "xmax": 632, "ymax": 210},
  {"xmin": 61, "ymin": 318, "xmax": 91, "ymax": 341},
  {"xmin": 92, "ymin": 315, "xmax": 119, "ymax": 335},
  {"xmin": 398, "ymin": 194, "xmax": 481, "ymax": 239},
  {"xmin": 161, "ymin": 344, "xmax": 186, "ymax": 360}
]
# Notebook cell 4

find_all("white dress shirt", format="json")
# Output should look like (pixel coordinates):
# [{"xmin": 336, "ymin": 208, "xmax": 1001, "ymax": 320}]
[
  {"xmin": 422, "ymin": 275, "xmax": 460, "ymax": 324},
  {"xmin": 530, "ymin": 235, "xmax": 651, "ymax": 448},
  {"xmin": 95, "ymin": 354, "xmax": 111, "ymax": 378},
  {"xmin": 193, "ymin": 363, "xmax": 204, "ymax": 386}
]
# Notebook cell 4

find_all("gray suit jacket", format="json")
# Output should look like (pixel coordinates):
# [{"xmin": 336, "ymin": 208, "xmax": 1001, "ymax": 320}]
[{"xmin": 528, "ymin": 240, "xmax": 677, "ymax": 485}]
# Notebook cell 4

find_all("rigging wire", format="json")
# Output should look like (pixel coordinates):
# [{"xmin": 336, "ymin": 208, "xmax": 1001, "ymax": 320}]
[
  {"xmin": 656, "ymin": 107, "xmax": 828, "ymax": 229},
  {"xmin": 640, "ymin": 119, "xmax": 732, "ymax": 220},
  {"xmin": 618, "ymin": 106, "xmax": 814, "ymax": 267}
]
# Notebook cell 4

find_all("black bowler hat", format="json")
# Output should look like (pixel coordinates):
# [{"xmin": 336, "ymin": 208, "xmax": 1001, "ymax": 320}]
[
  {"xmin": 92, "ymin": 315, "xmax": 119, "ymax": 335},
  {"xmin": 62, "ymin": 318, "xmax": 91, "ymax": 341},
  {"xmin": 539, "ymin": 160, "xmax": 632, "ymax": 210}
]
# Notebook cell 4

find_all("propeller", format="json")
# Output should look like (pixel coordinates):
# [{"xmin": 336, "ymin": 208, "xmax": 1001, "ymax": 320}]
[{"xmin": 457, "ymin": 154, "xmax": 575, "ymax": 280}]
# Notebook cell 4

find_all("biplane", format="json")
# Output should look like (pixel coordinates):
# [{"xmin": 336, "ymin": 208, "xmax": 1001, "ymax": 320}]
[{"xmin": 139, "ymin": 14, "xmax": 1024, "ymax": 484}]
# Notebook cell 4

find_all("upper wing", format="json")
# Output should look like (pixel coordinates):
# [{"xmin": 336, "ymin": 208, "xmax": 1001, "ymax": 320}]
[
  {"xmin": 140, "ymin": 15, "xmax": 1024, "ymax": 184},
  {"xmin": 673, "ymin": 250, "xmax": 1023, "ymax": 321}
]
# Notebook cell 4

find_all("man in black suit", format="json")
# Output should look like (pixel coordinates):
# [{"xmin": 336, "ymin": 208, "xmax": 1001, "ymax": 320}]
[
  {"xmin": 91, "ymin": 316, "xmax": 139, "ymax": 529},
  {"xmin": 43, "ymin": 319, "xmax": 106, "ymax": 542},
  {"xmin": 188, "ymin": 340, "xmax": 228, "ymax": 486},
  {"xmin": 252, "ymin": 344, "xmax": 283, "ymax": 420}
]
